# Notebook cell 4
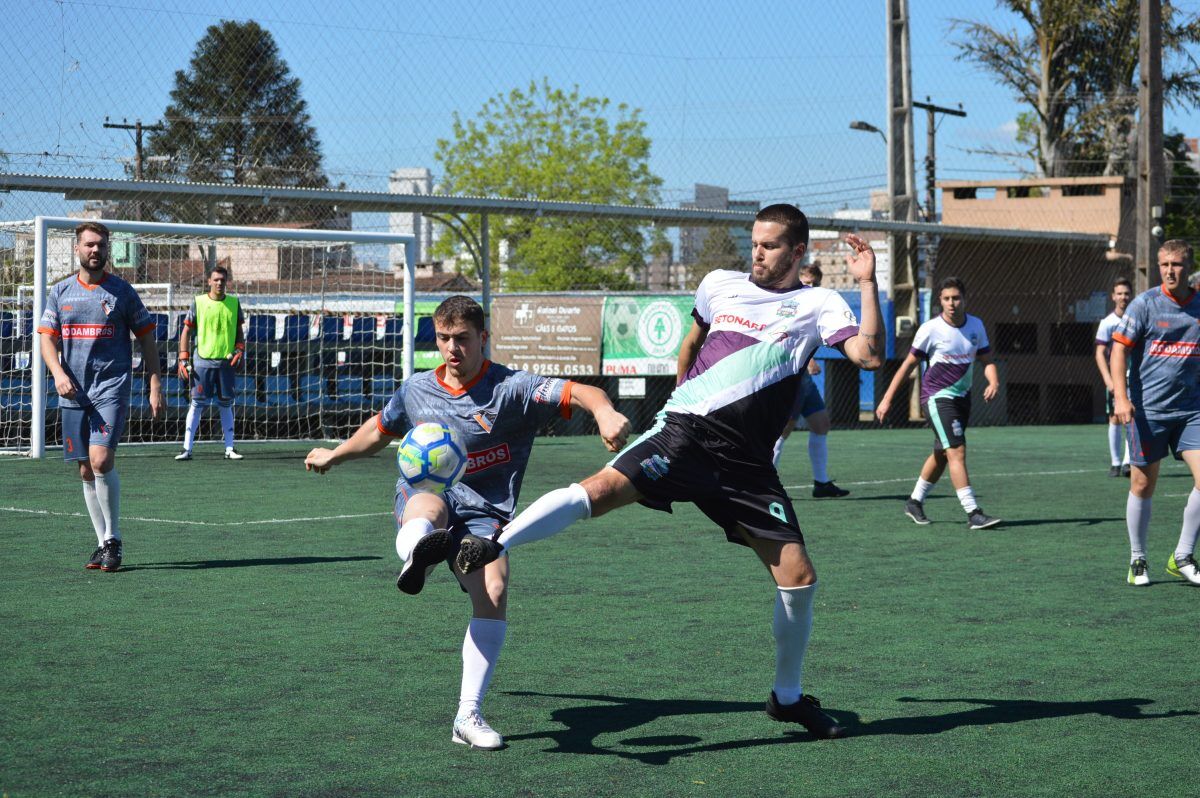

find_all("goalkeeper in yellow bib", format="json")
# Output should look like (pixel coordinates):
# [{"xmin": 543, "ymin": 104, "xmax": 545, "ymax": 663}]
[{"xmin": 175, "ymin": 266, "xmax": 246, "ymax": 461}]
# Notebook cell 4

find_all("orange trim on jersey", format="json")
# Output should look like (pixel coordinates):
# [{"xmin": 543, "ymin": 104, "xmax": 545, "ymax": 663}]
[
  {"xmin": 376, "ymin": 413, "xmax": 402, "ymax": 437},
  {"xmin": 75, "ymin": 273, "xmax": 109, "ymax": 291},
  {"xmin": 1111, "ymin": 331, "xmax": 1136, "ymax": 348},
  {"xmin": 183, "ymin": 319, "xmax": 196, "ymax": 328},
  {"xmin": 559, "ymin": 380, "xmax": 574, "ymax": 420},
  {"xmin": 435, "ymin": 360, "xmax": 491, "ymax": 396},
  {"xmin": 37, "ymin": 325, "xmax": 60, "ymax": 337},
  {"xmin": 1160, "ymin": 285, "xmax": 1198, "ymax": 307},
  {"xmin": 133, "ymin": 321, "xmax": 156, "ymax": 338}
]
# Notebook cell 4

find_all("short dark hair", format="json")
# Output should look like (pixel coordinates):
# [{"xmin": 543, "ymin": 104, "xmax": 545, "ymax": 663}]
[
  {"xmin": 209, "ymin": 265, "xmax": 230, "ymax": 280},
  {"xmin": 1112, "ymin": 276, "xmax": 1133, "ymax": 291},
  {"xmin": 75, "ymin": 221, "xmax": 110, "ymax": 241},
  {"xmin": 938, "ymin": 276, "xmax": 966, "ymax": 296},
  {"xmin": 755, "ymin": 203, "xmax": 809, "ymax": 250},
  {"xmin": 433, "ymin": 295, "xmax": 485, "ymax": 333},
  {"xmin": 1160, "ymin": 239, "xmax": 1194, "ymax": 265},
  {"xmin": 799, "ymin": 263, "xmax": 823, "ymax": 286}
]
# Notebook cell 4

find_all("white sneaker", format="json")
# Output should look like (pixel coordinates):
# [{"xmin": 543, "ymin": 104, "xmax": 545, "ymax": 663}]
[
  {"xmin": 1167, "ymin": 553, "xmax": 1200, "ymax": 585},
  {"xmin": 224, "ymin": 448, "xmax": 244, "ymax": 460},
  {"xmin": 452, "ymin": 710, "xmax": 504, "ymax": 750},
  {"xmin": 1127, "ymin": 558, "xmax": 1150, "ymax": 586},
  {"xmin": 174, "ymin": 450, "xmax": 192, "ymax": 461}
]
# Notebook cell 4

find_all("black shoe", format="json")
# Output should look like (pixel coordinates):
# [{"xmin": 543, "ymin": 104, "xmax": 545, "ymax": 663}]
[
  {"xmin": 455, "ymin": 534, "xmax": 504, "ymax": 575},
  {"xmin": 1108, "ymin": 465, "xmax": 1122, "ymax": 478},
  {"xmin": 967, "ymin": 509, "xmax": 1001, "ymax": 530},
  {"xmin": 100, "ymin": 538, "xmax": 122, "ymax": 572},
  {"xmin": 85, "ymin": 545, "xmax": 104, "ymax": 570},
  {"xmin": 1121, "ymin": 464, "xmax": 1131, "ymax": 477},
  {"xmin": 905, "ymin": 499, "xmax": 931, "ymax": 525},
  {"xmin": 765, "ymin": 692, "xmax": 846, "ymax": 739},
  {"xmin": 812, "ymin": 480, "xmax": 850, "ymax": 498},
  {"xmin": 396, "ymin": 529, "xmax": 452, "ymax": 595}
]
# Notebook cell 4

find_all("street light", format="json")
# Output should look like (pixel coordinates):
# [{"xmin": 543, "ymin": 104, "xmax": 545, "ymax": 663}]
[{"xmin": 849, "ymin": 120, "xmax": 887, "ymax": 144}]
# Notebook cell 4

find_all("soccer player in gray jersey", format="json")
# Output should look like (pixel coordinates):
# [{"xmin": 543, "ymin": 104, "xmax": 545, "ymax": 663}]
[
  {"xmin": 304, "ymin": 296, "xmax": 630, "ymax": 749},
  {"xmin": 37, "ymin": 221, "xmax": 164, "ymax": 572},
  {"xmin": 1110, "ymin": 240, "xmax": 1200, "ymax": 586},
  {"xmin": 455, "ymin": 204, "xmax": 885, "ymax": 740}
]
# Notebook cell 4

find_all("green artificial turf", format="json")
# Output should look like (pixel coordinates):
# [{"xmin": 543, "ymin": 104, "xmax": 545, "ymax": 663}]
[{"xmin": 1, "ymin": 426, "xmax": 1195, "ymax": 797}]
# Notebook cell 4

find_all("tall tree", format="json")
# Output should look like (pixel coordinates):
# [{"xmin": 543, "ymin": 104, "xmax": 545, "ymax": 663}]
[
  {"xmin": 142, "ymin": 20, "xmax": 334, "ymax": 225},
  {"xmin": 686, "ymin": 227, "xmax": 745, "ymax": 289},
  {"xmin": 1163, "ymin": 130, "xmax": 1200, "ymax": 242},
  {"xmin": 951, "ymin": 1, "xmax": 1200, "ymax": 177},
  {"xmin": 434, "ymin": 79, "xmax": 662, "ymax": 291}
]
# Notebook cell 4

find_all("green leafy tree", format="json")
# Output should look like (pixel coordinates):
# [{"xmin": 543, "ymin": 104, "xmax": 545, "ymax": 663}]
[
  {"xmin": 686, "ymin": 227, "xmax": 745, "ymax": 289},
  {"xmin": 141, "ymin": 20, "xmax": 334, "ymax": 224},
  {"xmin": 951, "ymin": 1, "xmax": 1200, "ymax": 177},
  {"xmin": 1164, "ymin": 130, "xmax": 1200, "ymax": 243},
  {"xmin": 434, "ymin": 79, "xmax": 663, "ymax": 291}
]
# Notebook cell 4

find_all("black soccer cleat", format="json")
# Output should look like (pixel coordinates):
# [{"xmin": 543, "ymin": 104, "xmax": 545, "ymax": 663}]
[
  {"xmin": 396, "ymin": 528, "xmax": 452, "ymax": 595},
  {"xmin": 1121, "ymin": 464, "xmax": 1132, "ymax": 478},
  {"xmin": 905, "ymin": 499, "xmax": 931, "ymax": 525},
  {"xmin": 455, "ymin": 534, "xmax": 504, "ymax": 575},
  {"xmin": 85, "ymin": 545, "xmax": 104, "ymax": 570},
  {"xmin": 99, "ymin": 538, "xmax": 123, "ymax": 572},
  {"xmin": 1108, "ymin": 465, "xmax": 1122, "ymax": 478},
  {"xmin": 812, "ymin": 480, "xmax": 850, "ymax": 499},
  {"xmin": 967, "ymin": 509, "xmax": 1001, "ymax": 530},
  {"xmin": 765, "ymin": 692, "xmax": 847, "ymax": 739}
]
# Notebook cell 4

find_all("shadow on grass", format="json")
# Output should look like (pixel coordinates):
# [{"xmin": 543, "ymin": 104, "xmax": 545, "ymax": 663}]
[
  {"xmin": 993, "ymin": 517, "xmax": 1120, "ymax": 528},
  {"xmin": 502, "ymin": 691, "xmax": 1195, "ymax": 764},
  {"xmin": 124, "ymin": 555, "xmax": 382, "ymax": 571}
]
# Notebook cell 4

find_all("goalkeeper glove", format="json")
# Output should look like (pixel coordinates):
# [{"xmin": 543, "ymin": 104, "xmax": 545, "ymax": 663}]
[{"xmin": 230, "ymin": 343, "xmax": 245, "ymax": 368}]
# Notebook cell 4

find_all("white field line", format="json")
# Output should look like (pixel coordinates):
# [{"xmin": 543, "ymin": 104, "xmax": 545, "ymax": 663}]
[{"xmin": 0, "ymin": 506, "xmax": 392, "ymax": 527}]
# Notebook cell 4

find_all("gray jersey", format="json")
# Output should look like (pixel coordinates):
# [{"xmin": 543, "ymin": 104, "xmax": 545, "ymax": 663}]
[
  {"xmin": 37, "ymin": 272, "xmax": 154, "ymax": 408},
  {"xmin": 378, "ymin": 361, "xmax": 571, "ymax": 520}
]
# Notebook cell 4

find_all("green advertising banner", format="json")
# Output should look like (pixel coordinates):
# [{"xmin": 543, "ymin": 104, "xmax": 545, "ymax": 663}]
[{"xmin": 601, "ymin": 296, "xmax": 693, "ymax": 376}]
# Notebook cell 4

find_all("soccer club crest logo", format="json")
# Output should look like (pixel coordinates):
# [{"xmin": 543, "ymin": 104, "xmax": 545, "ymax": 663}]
[
  {"xmin": 776, "ymin": 300, "xmax": 798, "ymax": 318},
  {"xmin": 101, "ymin": 300, "xmax": 112, "ymax": 317}
]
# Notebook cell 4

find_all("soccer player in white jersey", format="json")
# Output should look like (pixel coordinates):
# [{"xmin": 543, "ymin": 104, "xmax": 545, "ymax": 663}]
[
  {"xmin": 37, "ymin": 221, "xmax": 164, "ymax": 572},
  {"xmin": 1110, "ymin": 240, "xmax": 1200, "ymax": 587},
  {"xmin": 304, "ymin": 296, "xmax": 631, "ymax": 749},
  {"xmin": 772, "ymin": 264, "xmax": 850, "ymax": 498},
  {"xmin": 1095, "ymin": 277, "xmax": 1134, "ymax": 477},
  {"xmin": 455, "ymin": 204, "xmax": 885, "ymax": 740},
  {"xmin": 875, "ymin": 277, "xmax": 1001, "ymax": 530}
]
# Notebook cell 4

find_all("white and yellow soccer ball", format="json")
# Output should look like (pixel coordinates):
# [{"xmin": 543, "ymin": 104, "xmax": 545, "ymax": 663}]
[{"xmin": 396, "ymin": 422, "xmax": 468, "ymax": 494}]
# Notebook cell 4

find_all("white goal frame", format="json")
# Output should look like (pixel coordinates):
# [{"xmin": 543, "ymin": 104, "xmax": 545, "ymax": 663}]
[{"xmin": 28, "ymin": 216, "xmax": 414, "ymax": 459}]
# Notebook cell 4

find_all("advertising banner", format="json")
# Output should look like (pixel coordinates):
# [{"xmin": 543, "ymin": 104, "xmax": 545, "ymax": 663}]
[
  {"xmin": 601, "ymin": 295, "xmax": 693, "ymax": 376},
  {"xmin": 490, "ymin": 295, "xmax": 604, "ymax": 377}
]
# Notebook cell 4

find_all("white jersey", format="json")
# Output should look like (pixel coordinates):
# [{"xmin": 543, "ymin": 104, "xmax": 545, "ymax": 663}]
[
  {"xmin": 1095, "ymin": 311, "xmax": 1123, "ymax": 352},
  {"xmin": 666, "ymin": 269, "xmax": 858, "ymax": 462},
  {"xmin": 910, "ymin": 314, "xmax": 990, "ymax": 403}
]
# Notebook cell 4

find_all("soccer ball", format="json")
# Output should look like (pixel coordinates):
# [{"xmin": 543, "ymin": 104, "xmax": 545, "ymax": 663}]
[{"xmin": 396, "ymin": 422, "xmax": 467, "ymax": 494}]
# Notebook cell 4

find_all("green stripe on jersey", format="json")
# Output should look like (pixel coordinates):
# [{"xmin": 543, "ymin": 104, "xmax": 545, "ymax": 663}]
[{"xmin": 665, "ymin": 339, "xmax": 793, "ymax": 413}]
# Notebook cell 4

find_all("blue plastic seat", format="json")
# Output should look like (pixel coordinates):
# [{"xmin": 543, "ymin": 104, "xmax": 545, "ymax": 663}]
[
  {"xmin": 263, "ymin": 375, "xmax": 298, "ymax": 407},
  {"xmin": 371, "ymin": 376, "xmax": 398, "ymax": 400},
  {"xmin": 335, "ymin": 375, "xmax": 367, "ymax": 408},
  {"xmin": 246, "ymin": 315, "xmax": 277, "ymax": 343},
  {"xmin": 349, "ymin": 316, "xmax": 377, "ymax": 343},
  {"xmin": 282, "ymin": 315, "xmax": 311, "ymax": 343},
  {"xmin": 297, "ymin": 375, "xmax": 327, "ymax": 407},
  {"xmin": 320, "ymin": 315, "xmax": 344, "ymax": 343}
]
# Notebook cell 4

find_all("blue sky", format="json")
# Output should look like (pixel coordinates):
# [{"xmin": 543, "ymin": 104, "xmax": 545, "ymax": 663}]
[{"xmin": 3, "ymin": 0, "xmax": 1198, "ymax": 223}]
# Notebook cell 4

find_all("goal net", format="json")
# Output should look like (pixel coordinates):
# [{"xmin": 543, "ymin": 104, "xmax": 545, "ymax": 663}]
[{"xmin": 1, "ymin": 217, "xmax": 415, "ymax": 457}]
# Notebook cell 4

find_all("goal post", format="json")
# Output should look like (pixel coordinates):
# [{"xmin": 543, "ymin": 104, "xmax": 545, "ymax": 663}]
[{"xmin": 11, "ymin": 216, "xmax": 415, "ymax": 458}]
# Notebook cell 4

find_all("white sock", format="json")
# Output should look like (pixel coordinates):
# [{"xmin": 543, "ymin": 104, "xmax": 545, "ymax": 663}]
[
  {"xmin": 772, "ymin": 584, "xmax": 815, "ymax": 705},
  {"xmin": 1108, "ymin": 423, "xmax": 1123, "ymax": 467},
  {"xmin": 956, "ymin": 486, "xmax": 978, "ymax": 514},
  {"xmin": 1122, "ymin": 426, "xmax": 1131, "ymax": 465},
  {"xmin": 395, "ymin": 517, "xmax": 435, "ymax": 561},
  {"xmin": 94, "ymin": 470, "xmax": 120, "ymax": 541},
  {"xmin": 1175, "ymin": 487, "xmax": 1200, "ymax": 560},
  {"xmin": 772, "ymin": 436, "xmax": 785, "ymax": 469},
  {"xmin": 495, "ymin": 483, "xmax": 591, "ymax": 552},
  {"xmin": 81, "ymin": 479, "xmax": 105, "ymax": 545},
  {"xmin": 911, "ymin": 478, "xmax": 934, "ymax": 503},
  {"xmin": 808, "ymin": 433, "xmax": 829, "ymax": 483},
  {"xmin": 458, "ymin": 618, "xmax": 507, "ymax": 716},
  {"xmin": 1127, "ymin": 493, "xmax": 1151, "ymax": 561},
  {"xmin": 183, "ymin": 402, "xmax": 202, "ymax": 451},
  {"xmin": 220, "ymin": 404, "xmax": 235, "ymax": 449}
]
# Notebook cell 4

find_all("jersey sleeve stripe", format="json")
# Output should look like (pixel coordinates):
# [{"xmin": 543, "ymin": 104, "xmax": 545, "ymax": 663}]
[
  {"xmin": 558, "ymin": 381, "xmax": 574, "ymax": 420},
  {"xmin": 36, "ymin": 325, "xmax": 60, "ymax": 337},
  {"xmin": 132, "ymin": 321, "xmax": 157, "ymax": 338},
  {"xmin": 1111, "ymin": 331, "xmax": 1136, "ymax": 348},
  {"xmin": 825, "ymin": 325, "xmax": 858, "ymax": 346},
  {"xmin": 375, "ymin": 414, "xmax": 402, "ymax": 437}
]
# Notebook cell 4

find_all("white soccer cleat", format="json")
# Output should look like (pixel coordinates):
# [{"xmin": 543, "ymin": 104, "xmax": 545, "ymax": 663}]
[
  {"xmin": 224, "ymin": 448, "xmax": 244, "ymax": 460},
  {"xmin": 452, "ymin": 710, "xmax": 504, "ymax": 750},
  {"xmin": 1167, "ymin": 553, "xmax": 1200, "ymax": 585},
  {"xmin": 1127, "ymin": 558, "xmax": 1150, "ymax": 586},
  {"xmin": 174, "ymin": 449, "xmax": 192, "ymax": 461}
]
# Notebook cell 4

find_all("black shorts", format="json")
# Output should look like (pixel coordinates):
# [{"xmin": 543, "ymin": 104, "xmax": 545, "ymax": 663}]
[
  {"xmin": 926, "ymin": 395, "xmax": 970, "ymax": 451},
  {"xmin": 609, "ymin": 413, "xmax": 804, "ymax": 547}
]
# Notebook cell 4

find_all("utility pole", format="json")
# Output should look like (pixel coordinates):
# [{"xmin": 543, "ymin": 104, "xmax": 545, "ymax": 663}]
[
  {"xmin": 912, "ymin": 98, "xmax": 966, "ymax": 292},
  {"xmin": 1136, "ymin": 0, "xmax": 1164, "ymax": 291},
  {"xmin": 103, "ymin": 117, "xmax": 164, "ymax": 219}
]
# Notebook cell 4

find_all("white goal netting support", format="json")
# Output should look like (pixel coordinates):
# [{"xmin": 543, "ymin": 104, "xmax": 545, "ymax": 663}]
[{"xmin": 1, "ymin": 216, "xmax": 414, "ymax": 457}]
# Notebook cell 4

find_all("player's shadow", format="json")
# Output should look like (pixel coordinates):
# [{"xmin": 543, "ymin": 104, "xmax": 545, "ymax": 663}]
[
  {"xmin": 502, "ymin": 690, "xmax": 1193, "ymax": 765},
  {"xmin": 125, "ymin": 555, "xmax": 382, "ymax": 571},
  {"xmin": 995, "ymin": 517, "xmax": 1120, "ymax": 528}
]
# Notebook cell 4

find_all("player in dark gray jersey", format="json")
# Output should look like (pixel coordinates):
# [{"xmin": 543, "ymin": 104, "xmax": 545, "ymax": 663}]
[
  {"xmin": 305, "ymin": 296, "xmax": 630, "ymax": 750},
  {"xmin": 37, "ymin": 221, "xmax": 163, "ymax": 572}
]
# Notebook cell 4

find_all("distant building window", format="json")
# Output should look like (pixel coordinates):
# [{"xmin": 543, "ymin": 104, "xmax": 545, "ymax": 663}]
[
  {"xmin": 995, "ymin": 322, "xmax": 1038, "ymax": 355},
  {"xmin": 1062, "ymin": 184, "xmax": 1105, "ymax": 197},
  {"xmin": 1049, "ymin": 322, "xmax": 1094, "ymax": 356}
]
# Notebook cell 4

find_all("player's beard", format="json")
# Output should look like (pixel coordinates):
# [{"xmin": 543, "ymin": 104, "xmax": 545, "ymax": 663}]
[
  {"xmin": 750, "ymin": 259, "xmax": 798, "ymax": 290},
  {"xmin": 79, "ymin": 255, "xmax": 106, "ymax": 274}
]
